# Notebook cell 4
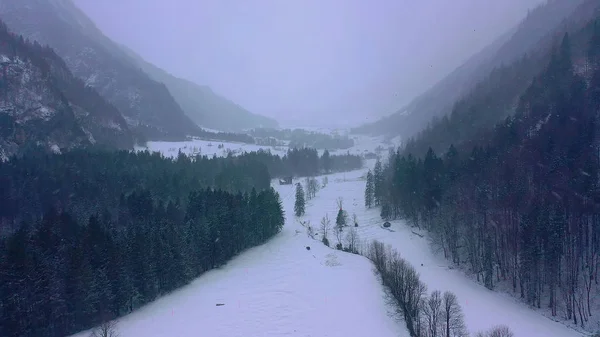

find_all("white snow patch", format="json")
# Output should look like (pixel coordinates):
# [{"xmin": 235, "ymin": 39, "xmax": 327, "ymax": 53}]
[
  {"xmin": 37, "ymin": 106, "xmax": 54, "ymax": 120},
  {"xmin": 85, "ymin": 73, "xmax": 98, "ymax": 87},
  {"xmin": 50, "ymin": 144, "xmax": 61, "ymax": 154},
  {"xmin": 137, "ymin": 139, "xmax": 290, "ymax": 159},
  {"xmin": 81, "ymin": 127, "xmax": 96, "ymax": 144}
]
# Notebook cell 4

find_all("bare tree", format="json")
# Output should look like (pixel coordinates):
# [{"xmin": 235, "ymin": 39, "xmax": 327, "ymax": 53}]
[
  {"xmin": 320, "ymin": 214, "xmax": 331, "ymax": 239},
  {"xmin": 90, "ymin": 320, "xmax": 119, "ymax": 337},
  {"xmin": 304, "ymin": 177, "xmax": 319, "ymax": 200},
  {"xmin": 336, "ymin": 197, "xmax": 343, "ymax": 210},
  {"xmin": 307, "ymin": 223, "xmax": 314, "ymax": 239},
  {"xmin": 345, "ymin": 227, "xmax": 360, "ymax": 253},
  {"xmin": 441, "ymin": 291, "xmax": 468, "ymax": 337},
  {"xmin": 352, "ymin": 213, "xmax": 358, "ymax": 227},
  {"xmin": 421, "ymin": 290, "xmax": 443, "ymax": 337},
  {"xmin": 335, "ymin": 224, "xmax": 344, "ymax": 249}
]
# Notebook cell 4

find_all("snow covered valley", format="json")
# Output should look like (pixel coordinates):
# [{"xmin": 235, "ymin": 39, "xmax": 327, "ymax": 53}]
[{"xmin": 73, "ymin": 138, "xmax": 582, "ymax": 337}]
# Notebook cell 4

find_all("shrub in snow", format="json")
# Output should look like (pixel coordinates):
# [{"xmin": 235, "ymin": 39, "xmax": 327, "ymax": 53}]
[
  {"xmin": 322, "ymin": 236, "xmax": 329, "ymax": 247},
  {"xmin": 383, "ymin": 221, "xmax": 391, "ymax": 228},
  {"xmin": 475, "ymin": 325, "xmax": 514, "ymax": 337}
]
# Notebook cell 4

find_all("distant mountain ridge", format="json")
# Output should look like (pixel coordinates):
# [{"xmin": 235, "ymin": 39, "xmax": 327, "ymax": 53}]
[
  {"xmin": 353, "ymin": 0, "xmax": 587, "ymax": 139},
  {"xmin": 119, "ymin": 44, "xmax": 278, "ymax": 132},
  {"xmin": 0, "ymin": 19, "xmax": 134, "ymax": 159},
  {"xmin": 0, "ymin": 0, "xmax": 201, "ymax": 140}
]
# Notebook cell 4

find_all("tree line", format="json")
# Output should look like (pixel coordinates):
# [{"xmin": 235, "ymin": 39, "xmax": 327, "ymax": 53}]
[
  {"xmin": 365, "ymin": 240, "xmax": 513, "ymax": 337},
  {"xmin": 0, "ymin": 146, "xmax": 285, "ymax": 337},
  {"xmin": 193, "ymin": 128, "xmax": 256, "ymax": 144},
  {"xmin": 249, "ymin": 127, "xmax": 355, "ymax": 150},
  {"xmin": 0, "ymin": 147, "xmax": 272, "ymax": 228},
  {"xmin": 238, "ymin": 147, "xmax": 362, "ymax": 178},
  {"xmin": 369, "ymin": 23, "xmax": 600, "ymax": 329}
]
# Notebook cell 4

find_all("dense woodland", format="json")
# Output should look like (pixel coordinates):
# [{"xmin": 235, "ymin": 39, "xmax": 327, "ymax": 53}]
[
  {"xmin": 192, "ymin": 129, "xmax": 256, "ymax": 144},
  {"xmin": 250, "ymin": 127, "xmax": 354, "ymax": 150},
  {"xmin": 368, "ymin": 22, "xmax": 600, "ymax": 329},
  {"xmin": 0, "ymin": 147, "xmax": 285, "ymax": 337},
  {"xmin": 241, "ymin": 148, "xmax": 362, "ymax": 178}
]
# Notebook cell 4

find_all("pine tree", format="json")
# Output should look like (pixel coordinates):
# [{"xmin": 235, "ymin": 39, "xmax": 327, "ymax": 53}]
[
  {"xmin": 373, "ymin": 159, "xmax": 383, "ymax": 206},
  {"xmin": 365, "ymin": 169, "xmax": 374, "ymax": 208},
  {"xmin": 321, "ymin": 150, "xmax": 331, "ymax": 173},
  {"xmin": 336, "ymin": 208, "xmax": 347, "ymax": 229},
  {"xmin": 294, "ymin": 183, "xmax": 306, "ymax": 217}
]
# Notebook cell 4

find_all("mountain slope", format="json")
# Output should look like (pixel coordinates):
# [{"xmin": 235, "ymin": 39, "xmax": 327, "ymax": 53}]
[
  {"xmin": 0, "ymin": 19, "xmax": 133, "ymax": 159},
  {"xmin": 120, "ymin": 45, "xmax": 278, "ymax": 132},
  {"xmin": 0, "ymin": 0, "xmax": 201, "ymax": 140},
  {"xmin": 402, "ymin": 0, "xmax": 600, "ymax": 156},
  {"xmin": 353, "ymin": 0, "xmax": 587, "ymax": 139}
]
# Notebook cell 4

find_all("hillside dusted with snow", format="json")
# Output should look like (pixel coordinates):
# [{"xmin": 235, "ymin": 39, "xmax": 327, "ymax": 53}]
[
  {"xmin": 0, "ymin": 20, "xmax": 133, "ymax": 159},
  {"xmin": 0, "ymin": 0, "xmax": 200, "ymax": 140},
  {"xmin": 119, "ymin": 44, "xmax": 279, "ymax": 132}
]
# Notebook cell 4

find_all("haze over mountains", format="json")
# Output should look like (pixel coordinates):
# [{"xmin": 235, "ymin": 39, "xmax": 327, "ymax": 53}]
[
  {"xmin": 73, "ymin": 0, "xmax": 544, "ymax": 128},
  {"xmin": 353, "ymin": 0, "xmax": 589, "ymax": 141},
  {"xmin": 0, "ymin": 0, "xmax": 276, "ymax": 145}
]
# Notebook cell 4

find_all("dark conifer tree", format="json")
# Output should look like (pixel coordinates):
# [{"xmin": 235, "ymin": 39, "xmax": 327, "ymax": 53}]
[
  {"xmin": 365, "ymin": 169, "xmax": 375, "ymax": 208},
  {"xmin": 294, "ymin": 183, "xmax": 306, "ymax": 217}
]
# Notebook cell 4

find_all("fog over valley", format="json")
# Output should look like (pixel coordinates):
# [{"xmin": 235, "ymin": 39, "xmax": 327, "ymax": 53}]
[{"xmin": 74, "ymin": 0, "xmax": 544, "ymax": 128}]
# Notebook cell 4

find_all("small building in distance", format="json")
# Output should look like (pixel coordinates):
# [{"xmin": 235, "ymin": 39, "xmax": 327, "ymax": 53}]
[{"xmin": 279, "ymin": 176, "xmax": 293, "ymax": 185}]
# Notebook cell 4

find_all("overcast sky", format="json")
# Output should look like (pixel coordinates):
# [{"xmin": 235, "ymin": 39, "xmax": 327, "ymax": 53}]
[{"xmin": 74, "ymin": 0, "xmax": 545, "ymax": 128}]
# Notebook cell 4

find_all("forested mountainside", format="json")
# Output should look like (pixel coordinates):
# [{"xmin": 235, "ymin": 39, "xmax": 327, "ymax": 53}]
[
  {"xmin": 120, "ymin": 45, "xmax": 278, "ymax": 132},
  {"xmin": 0, "ymin": 20, "xmax": 134, "ymax": 159},
  {"xmin": 366, "ymin": 18, "xmax": 600, "ymax": 332},
  {"xmin": 403, "ymin": 0, "xmax": 600, "ymax": 156},
  {"xmin": 352, "ymin": 0, "xmax": 586, "ymax": 140},
  {"xmin": 0, "ymin": 0, "xmax": 201, "ymax": 140}
]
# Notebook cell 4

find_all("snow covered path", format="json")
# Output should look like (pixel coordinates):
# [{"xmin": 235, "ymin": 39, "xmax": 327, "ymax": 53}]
[
  {"xmin": 72, "ymin": 172, "xmax": 406, "ymax": 337},
  {"xmin": 302, "ymin": 168, "xmax": 584, "ymax": 337}
]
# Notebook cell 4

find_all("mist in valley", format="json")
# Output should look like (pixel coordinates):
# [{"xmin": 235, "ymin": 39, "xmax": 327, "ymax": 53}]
[{"xmin": 73, "ymin": 0, "xmax": 544, "ymax": 128}]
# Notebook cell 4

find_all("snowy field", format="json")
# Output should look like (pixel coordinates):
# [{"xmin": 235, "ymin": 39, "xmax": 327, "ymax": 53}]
[
  {"xmin": 72, "ymin": 136, "xmax": 584, "ymax": 337},
  {"xmin": 296, "ymin": 167, "xmax": 582, "ymax": 337},
  {"xmin": 135, "ymin": 138, "xmax": 290, "ymax": 159},
  {"xmin": 134, "ymin": 131, "xmax": 396, "ymax": 160},
  {"xmin": 72, "ymin": 171, "xmax": 407, "ymax": 337}
]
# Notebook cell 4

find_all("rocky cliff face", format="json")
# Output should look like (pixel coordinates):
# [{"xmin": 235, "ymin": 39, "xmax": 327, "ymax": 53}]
[
  {"xmin": 0, "ymin": 0, "xmax": 201, "ymax": 140},
  {"xmin": 0, "ymin": 20, "xmax": 134, "ymax": 159}
]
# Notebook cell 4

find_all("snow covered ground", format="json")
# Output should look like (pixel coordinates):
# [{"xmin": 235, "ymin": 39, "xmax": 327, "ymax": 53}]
[
  {"xmin": 135, "ymin": 138, "xmax": 290, "ymax": 159},
  {"xmin": 297, "ymin": 167, "xmax": 583, "ymax": 337},
  {"xmin": 134, "ymin": 131, "xmax": 394, "ymax": 160},
  {"xmin": 71, "ymin": 170, "xmax": 407, "ymax": 337},
  {"xmin": 74, "ymin": 136, "xmax": 585, "ymax": 337}
]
